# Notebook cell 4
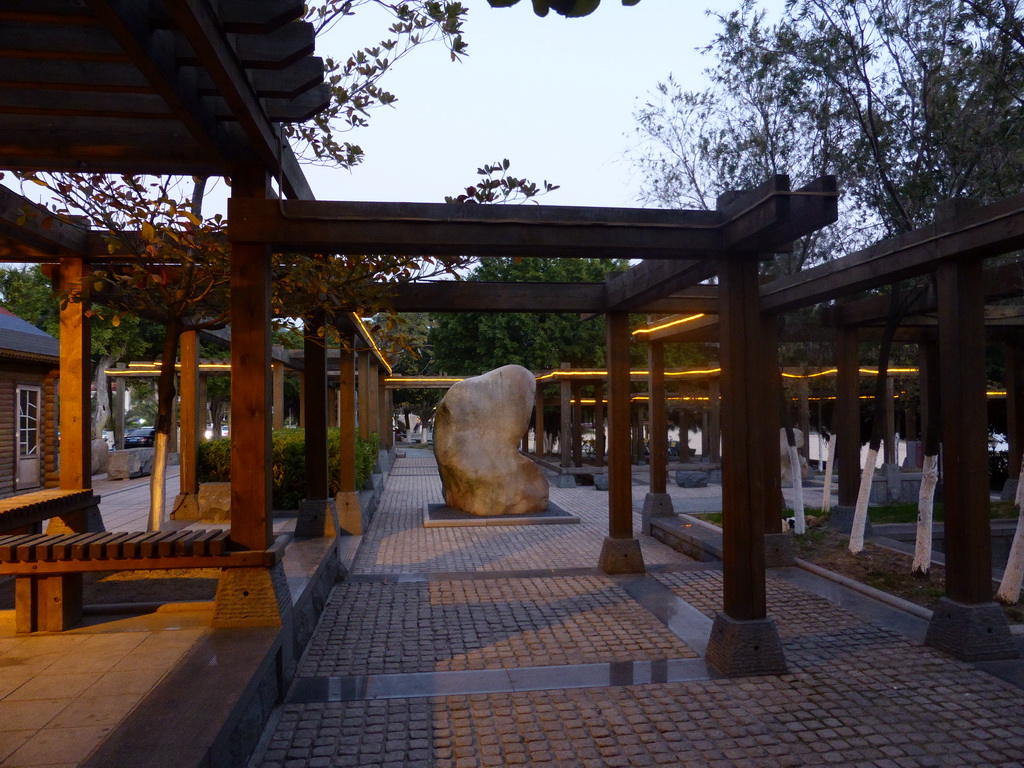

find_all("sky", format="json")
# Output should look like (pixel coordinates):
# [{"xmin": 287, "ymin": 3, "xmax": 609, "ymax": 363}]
[{"xmin": 298, "ymin": 0, "xmax": 741, "ymax": 209}]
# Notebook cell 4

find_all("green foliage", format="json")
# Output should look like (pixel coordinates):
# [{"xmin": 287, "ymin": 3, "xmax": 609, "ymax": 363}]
[
  {"xmin": 487, "ymin": 0, "xmax": 638, "ymax": 18},
  {"xmin": 197, "ymin": 429, "xmax": 381, "ymax": 509},
  {"xmin": 429, "ymin": 257, "xmax": 629, "ymax": 375}
]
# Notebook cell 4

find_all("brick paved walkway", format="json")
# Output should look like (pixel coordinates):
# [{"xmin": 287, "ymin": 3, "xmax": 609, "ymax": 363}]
[{"xmin": 250, "ymin": 450, "xmax": 1024, "ymax": 768}]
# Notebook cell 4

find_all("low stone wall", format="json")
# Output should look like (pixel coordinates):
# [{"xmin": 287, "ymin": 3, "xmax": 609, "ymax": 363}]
[{"xmin": 106, "ymin": 448, "xmax": 154, "ymax": 480}]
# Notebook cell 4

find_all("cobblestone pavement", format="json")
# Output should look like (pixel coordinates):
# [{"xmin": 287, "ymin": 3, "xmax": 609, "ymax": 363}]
[{"xmin": 250, "ymin": 451, "xmax": 1024, "ymax": 768}]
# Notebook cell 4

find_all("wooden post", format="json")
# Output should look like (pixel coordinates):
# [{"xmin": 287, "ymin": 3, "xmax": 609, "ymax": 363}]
[
  {"xmin": 925, "ymin": 258, "xmax": 1016, "ymax": 660},
  {"xmin": 559, "ymin": 363, "xmax": 572, "ymax": 470},
  {"xmin": 298, "ymin": 371, "xmax": 306, "ymax": 428},
  {"xmin": 836, "ymin": 328, "xmax": 861, "ymax": 509},
  {"xmin": 377, "ymin": 366, "xmax": 389, "ymax": 449},
  {"xmin": 357, "ymin": 350, "xmax": 372, "ymax": 440},
  {"xmin": 228, "ymin": 167, "xmax": 273, "ymax": 552},
  {"xmin": 594, "ymin": 380, "xmax": 605, "ymax": 468},
  {"xmin": 571, "ymin": 381, "xmax": 583, "ymax": 467},
  {"xmin": 705, "ymin": 252, "xmax": 786, "ymax": 677},
  {"xmin": 599, "ymin": 312, "xmax": 644, "ymax": 574},
  {"xmin": 179, "ymin": 330, "xmax": 200, "ymax": 496},
  {"xmin": 534, "ymin": 382, "xmax": 545, "ymax": 456},
  {"xmin": 797, "ymin": 374, "xmax": 811, "ymax": 461},
  {"xmin": 303, "ymin": 319, "xmax": 328, "ymax": 500},
  {"xmin": 337, "ymin": 333, "xmax": 360, "ymax": 534},
  {"xmin": 57, "ymin": 256, "xmax": 91, "ymax": 492},
  {"xmin": 272, "ymin": 361, "xmax": 285, "ymax": 431},
  {"xmin": 761, "ymin": 316, "xmax": 783, "ymax": 534},
  {"xmin": 648, "ymin": 341, "xmax": 667, "ymax": 494}
]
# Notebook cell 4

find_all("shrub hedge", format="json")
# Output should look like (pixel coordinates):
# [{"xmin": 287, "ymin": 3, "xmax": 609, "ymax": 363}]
[{"xmin": 197, "ymin": 429, "xmax": 380, "ymax": 510}]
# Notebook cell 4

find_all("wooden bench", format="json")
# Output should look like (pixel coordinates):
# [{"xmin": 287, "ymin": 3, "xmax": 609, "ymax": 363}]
[
  {"xmin": 0, "ymin": 529, "xmax": 286, "ymax": 632},
  {"xmin": 0, "ymin": 489, "xmax": 102, "ymax": 535}
]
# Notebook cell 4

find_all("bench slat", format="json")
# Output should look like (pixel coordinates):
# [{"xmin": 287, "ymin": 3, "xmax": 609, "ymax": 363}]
[
  {"xmin": 0, "ymin": 535, "xmax": 42, "ymax": 562},
  {"xmin": 51, "ymin": 533, "xmax": 94, "ymax": 560},
  {"xmin": 208, "ymin": 530, "xmax": 231, "ymax": 556},
  {"xmin": 15, "ymin": 534, "xmax": 52, "ymax": 561},
  {"xmin": 174, "ymin": 530, "xmax": 205, "ymax": 556},
  {"xmin": 70, "ymin": 533, "xmax": 111, "ymax": 561},
  {"xmin": 35, "ymin": 534, "xmax": 80, "ymax": 561},
  {"xmin": 190, "ymin": 530, "xmax": 221, "ymax": 556},
  {"xmin": 123, "ymin": 532, "xmax": 163, "ymax": 559},
  {"xmin": 157, "ymin": 531, "xmax": 192, "ymax": 557},
  {"xmin": 91, "ymin": 532, "xmax": 134, "ymax": 559}
]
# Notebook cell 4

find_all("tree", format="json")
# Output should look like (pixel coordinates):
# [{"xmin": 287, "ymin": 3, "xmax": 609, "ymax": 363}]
[
  {"xmin": 633, "ymin": 0, "xmax": 1024, "ymax": 561},
  {"xmin": 429, "ymin": 257, "xmax": 628, "ymax": 376},
  {"xmin": 487, "ymin": 0, "xmax": 641, "ymax": 19}
]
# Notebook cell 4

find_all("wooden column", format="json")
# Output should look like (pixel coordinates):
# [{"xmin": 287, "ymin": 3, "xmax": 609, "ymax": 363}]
[
  {"xmin": 706, "ymin": 252, "xmax": 785, "ymax": 676},
  {"xmin": 936, "ymin": 260, "xmax": 992, "ymax": 604},
  {"xmin": 179, "ymin": 330, "xmax": 200, "ymax": 496},
  {"xmin": 648, "ymin": 341, "xmax": 667, "ymax": 494},
  {"xmin": 272, "ymin": 361, "xmax": 285, "ymax": 430},
  {"xmin": 599, "ymin": 312, "xmax": 644, "ymax": 573},
  {"xmin": 836, "ymin": 328, "xmax": 861, "ymax": 509},
  {"xmin": 594, "ymin": 381, "xmax": 605, "ymax": 468},
  {"xmin": 1005, "ymin": 342, "xmax": 1024, "ymax": 476},
  {"xmin": 357, "ymin": 350, "xmax": 372, "ymax": 440},
  {"xmin": 925, "ymin": 258, "xmax": 1016, "ymax": 660},
  {"xmin": 303, "ymin": 319, "xmax": 329, "ymax": 500},
  {"xmin": 228, "ymin": 167, "xmax": 273, "ymax": 552},
  {"xmin": 114, "ymin": 363, "xmax": 127, "ymax": 450},
  {"xmin": 337, "ymin": 332, "xmax": 360, "ymax": 533},
  {"xmin": 298, "ymin": 372, "xmax": 306, "ymax": 428},
  {"xmin": 571, "ymin": 381, "xmax": 583, "ymax": 467},
  {"xmin": 534, "ymin": 382, "xmax": 545, "ymax": 456},
  {"xmin": 559, "ymin": 364, "xmax": 572, "ymax": 469},
  {"xmin": 797, "ymin": 375, "xmax": 811, "ymax": 461},
  {"xmin": 377, "ymin": 368, "xmax": 389, "ymax": 448},
  {"xmin": 57, "ymin": 256, "xmax": 91, "ymax": 491}
]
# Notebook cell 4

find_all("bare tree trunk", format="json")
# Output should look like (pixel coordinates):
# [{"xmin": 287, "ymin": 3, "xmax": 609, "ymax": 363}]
[
  {"xmin": 996, "ymin": 457, "xmax": 1024, "ymax": 603},
  {"xmin": 821, "ymin": 434, "xmax": 836, "ymax": 513},
  {"xmin": 850, "ymin": 290, "xmax": 901, "ymax": 554},
  {"xmin": 93, "ymin": 354, "xmax": 117, "ymax": 439},
  {"xmin": 781, "ymin": 393, "xmax": 806, "ymax": 533},
  {"xmin": 148, "ymin": 318, "xmax": 181, "ymax": 532},
  {"xmin": 913, "ymin": 341, "xmax": 942, "ymax": 574}
]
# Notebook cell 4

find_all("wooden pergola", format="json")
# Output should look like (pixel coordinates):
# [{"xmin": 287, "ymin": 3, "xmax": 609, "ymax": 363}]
[{"xmin": 0, "ymin": 0, "xmax": 1015, "ymax": 673}]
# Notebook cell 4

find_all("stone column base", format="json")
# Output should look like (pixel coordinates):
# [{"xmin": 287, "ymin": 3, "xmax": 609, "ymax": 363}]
[
  {"xmin": 640, "ymin": 492, "xmax": 674, "ymax": 535},
  {"xmin": 705, "ymin": 612, "xmax": 787, "ymax": 677},
  {"xmin": 212, "ymin": 563, "xmax": 293, "ymax": 628},
  {"xmin": 925, "ymin": 597, "xmax": 1019, "ymax": 662},
  {"xmin": 296, "ymin": 498, "xmax": 339, "ymax": 538},
  {"xmin": 598, "ymin": 536, "xmax": 646, "ymax": 574},
  {"xmin": 45, "ymin": 503, "xmax": 104, "ymax": 534},
  {"xmin": 827, "ymin": 505, "xmax": 872, "ymax": 536},
  {"xmin": 335, "ymin": 491, "xmax": 362, "ymax": 535},
  {"xmin": 764, "ymin": 532, "xmax": 796, "ymax": 567},
  {"xmin": 556, "ymin": 474, "xmax": 577, "ymax": 488}
]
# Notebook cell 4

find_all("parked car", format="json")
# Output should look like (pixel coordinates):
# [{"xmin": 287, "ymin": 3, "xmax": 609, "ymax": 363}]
[{"xmin": 124, "ymin": 427, "xmax": 156, "ymax": 448}]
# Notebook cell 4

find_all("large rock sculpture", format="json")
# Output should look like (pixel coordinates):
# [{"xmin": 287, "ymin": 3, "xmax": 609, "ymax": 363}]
[{"xmin": 435, "ymin": 364, "xmax": 549, "ymax": 516}]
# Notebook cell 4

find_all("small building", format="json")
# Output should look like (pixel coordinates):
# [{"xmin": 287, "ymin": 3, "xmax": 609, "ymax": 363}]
[{"xmin": 0, "ymin": 307, "xmax": 59, "ymax": 498}]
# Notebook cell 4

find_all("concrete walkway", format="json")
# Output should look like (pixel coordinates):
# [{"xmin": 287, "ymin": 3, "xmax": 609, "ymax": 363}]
[{"xmin": 248, "ymin": 449, "xmax": 1024, "ymax": 768}]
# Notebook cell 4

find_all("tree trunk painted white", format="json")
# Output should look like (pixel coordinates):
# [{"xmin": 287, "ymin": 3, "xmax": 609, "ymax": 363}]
[
  {"xmin": 821, "ymin": 435, "xmax": 836, "ymax": 513},
  {"xmin": 912, "ymin": 453, "xmax": 940, "ymax": 574},
  {"xmin": 148, "ymin": 431, "xmax": 168, "ymax": 532},
  {"xmin": 849, "ymin": 446, "xmax": 879, "ymax": 554},
  {"xmin": 92, "ymin": 354, "xmax": 116, "ymax": 439},
  {"xmin": 996, "ymin": 456, "xmax": 1024, "ymax": 603},
  {"xmin": 789, "ymin": 443, "xmax": 806, "ymax": 534}
]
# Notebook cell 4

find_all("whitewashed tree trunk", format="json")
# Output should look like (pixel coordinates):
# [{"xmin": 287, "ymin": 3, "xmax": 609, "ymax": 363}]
[
  {"xmin": 912, "ymin": 453, "xmax": 940, "ymax": 574},
  {"xmin": 849, "ymin": 446, "xmax": 879, "ymax": 554},
  {"xmin": 996, "ymin": 456, "xmax": 1024, "ymax": 603},
  {"xmin": 92, "ymin": 354, "xmax": 117, "ymax": 439},
  {"xmin": 789, "ymin": 444, "xmax": 806, "ymax": 534},
  {"xmin": 821, "ymin": 435, "xmax": 836, "ymax": 513},
  {"xmin": 148, "ymin": 431, "xmax": 168, "ymax": 532}
]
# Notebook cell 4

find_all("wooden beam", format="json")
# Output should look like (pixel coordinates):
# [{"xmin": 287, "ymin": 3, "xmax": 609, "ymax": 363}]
[{"xmin": 761, "ymin": 191, "xmax": 1024, "ymax": 313}]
